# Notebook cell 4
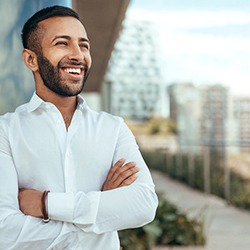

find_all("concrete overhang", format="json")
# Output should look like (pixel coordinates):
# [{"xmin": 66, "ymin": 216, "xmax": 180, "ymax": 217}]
[{"xmin": 72, "ymin": 0, "xmax": 130, "ymax": 92}]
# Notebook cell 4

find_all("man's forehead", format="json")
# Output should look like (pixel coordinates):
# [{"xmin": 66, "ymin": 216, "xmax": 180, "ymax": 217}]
[{"xmin": 39, "ymin": 16, "xmax": 88, "ymax": 39}]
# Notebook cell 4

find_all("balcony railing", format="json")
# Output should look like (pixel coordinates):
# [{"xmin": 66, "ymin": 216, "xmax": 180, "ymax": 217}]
[{"xmin": 142, "ymin": 140, "xmax": 250, "ymax": 211}]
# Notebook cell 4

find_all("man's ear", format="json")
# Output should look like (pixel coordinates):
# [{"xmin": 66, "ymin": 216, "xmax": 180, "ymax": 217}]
[{"xmin": 22, "ymin": 49, "xmax": 39, "ymax": 72}]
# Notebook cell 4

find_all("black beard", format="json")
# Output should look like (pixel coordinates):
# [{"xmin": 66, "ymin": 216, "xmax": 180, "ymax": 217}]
[{"xmin": 37, "ymin": 53, "xmax": 90, "ymax": 97}]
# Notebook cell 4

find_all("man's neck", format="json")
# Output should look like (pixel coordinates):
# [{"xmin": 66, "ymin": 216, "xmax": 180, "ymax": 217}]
[
  {"xmin": 36, "ymin": 90, "xmax": 77, "ymax": 129},
  {"xmin": 57, "ymin": 98, "xmax": 77, "ymax": 129}
]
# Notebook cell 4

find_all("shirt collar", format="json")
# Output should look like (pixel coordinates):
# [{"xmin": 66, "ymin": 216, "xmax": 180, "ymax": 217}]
[
  {"xmin": 76, "ymin": 94, "xmax": 87, "ymax": 111},
  {"xmin": 26, "ymin": 92, "xmax": 88, "ymax": 113},
  {"xmin": 26, "ymin": 92, "xmax": 44, "ymax": 112}
]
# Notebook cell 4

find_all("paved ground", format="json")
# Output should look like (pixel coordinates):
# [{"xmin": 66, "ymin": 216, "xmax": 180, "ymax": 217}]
[
  {"xmin": 153, "ymin": 247, "xmax": 205, "ymax": 250},
  {"xmin": 151, "ymin": 170, "xmax": 250, "ymax": 250},
  {"xmin": 153, "ymin": 247, "xmax": 203, "ymax": 250}
]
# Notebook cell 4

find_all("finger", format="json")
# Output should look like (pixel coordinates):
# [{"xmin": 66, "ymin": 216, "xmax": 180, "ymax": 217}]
[
  {"xmin": 111, "ymin": 161, "xmax": 137, "ymax": 182},
  {"xmin": 102, "ymin": 161, "xmax": 139, "ymax": 191},
  {"xmin": 119, "ymin": 174, "xmax": 138, "ymax": 187},
  {"xmin": 102, "ymin": 165, "xmax": 139, "ymax": 191},
  {"xmin": 112, "ymin": 165, "xmax": 139, "ymax": 187},
  {"xmin": 105, "ymin": 158, "xmax": 126, "ymax": 182}
]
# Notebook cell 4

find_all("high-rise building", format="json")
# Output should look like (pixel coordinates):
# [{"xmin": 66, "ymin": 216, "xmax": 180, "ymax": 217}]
[
  {"xmin": 200, "ymin": 84, "xmax": 229, "ymax": 144},
  {"xmin": 168, "ymin": 83, "xmax": 203, "ymax": 152},
  {"xmin": 234, "ymin": 97, "xmax": 250, "ymax": 151},
  {"xmin": 103, "ymin": 17, "xmax": 165, "ymax": 120},
  {"xmin": 168, "ymin": 83, "xmax": 237, "ymax": 153}
]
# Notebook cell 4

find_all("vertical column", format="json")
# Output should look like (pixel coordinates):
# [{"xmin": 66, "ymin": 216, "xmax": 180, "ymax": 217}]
[
  {"xmin": 203, "ymin": 146, "xmax": 210, "ymax": 194},
  {"xmin": 224, "ymin": 149, "xmax": 231, "ymax": 202},
  {"xmin": 188, "ymin": 149, "xmax": 194, "ymax": 186}
]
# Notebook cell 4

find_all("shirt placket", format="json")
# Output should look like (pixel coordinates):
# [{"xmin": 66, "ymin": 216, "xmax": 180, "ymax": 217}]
[
  {"xmin": 48, "ymin": 105, "xmax": 75, "ymax": 193},
  {"xmin": 64, "ymin": 110, "xmax": 80, "ymax": 193}
]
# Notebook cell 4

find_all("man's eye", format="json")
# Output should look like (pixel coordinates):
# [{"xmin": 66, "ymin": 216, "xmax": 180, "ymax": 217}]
[
  {"xmin": 80, "ymin": 44, "xmax": 89, "ymax": 50},
  {"xmin": 56, "ymin": 41, "xmax": 67, "ymax": 46}
]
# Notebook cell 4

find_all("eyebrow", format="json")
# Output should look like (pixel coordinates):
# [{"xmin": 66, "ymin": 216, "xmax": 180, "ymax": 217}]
[{"xmin": 52, "ymin": 35, "xmax": 90, "ymax": 44}]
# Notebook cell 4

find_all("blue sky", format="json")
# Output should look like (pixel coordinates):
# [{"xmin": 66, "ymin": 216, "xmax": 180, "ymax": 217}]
[
  {"xmin": 127, "ymin": 0, "xmax": 250, "ymax": 96},
  {"xmin": 130, "ymin": 0, "xmax": 250, "ymax": 11}
]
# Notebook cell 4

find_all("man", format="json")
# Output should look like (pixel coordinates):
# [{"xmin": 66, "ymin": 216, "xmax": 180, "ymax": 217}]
[{"xmin": 0, "ymin": 5, "xmax": 158, "ymax": 250}]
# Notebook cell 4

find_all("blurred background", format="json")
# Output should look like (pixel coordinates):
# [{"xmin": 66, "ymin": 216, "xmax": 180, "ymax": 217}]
[{"xmin": 1, "ymin": 0, "xmax": 250, "ymax": 249}]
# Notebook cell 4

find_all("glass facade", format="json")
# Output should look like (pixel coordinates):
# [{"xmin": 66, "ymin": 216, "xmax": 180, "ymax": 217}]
[
  {"xmin": 103, "ymin": 18, "xmax": 164, "ymax": 120},
  {"xmin": 0, "ymin": 0, "xmax": 71, "ymax": 114}
]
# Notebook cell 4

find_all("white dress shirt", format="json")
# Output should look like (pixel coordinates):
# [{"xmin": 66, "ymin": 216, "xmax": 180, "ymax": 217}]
[{"xmin": 0, "ymin": 93, "xmax": 158, "ymax": 250}]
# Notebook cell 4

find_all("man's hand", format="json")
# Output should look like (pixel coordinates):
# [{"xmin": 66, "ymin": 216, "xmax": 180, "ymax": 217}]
[
  {"xmin": 102, "ymin": 158, "xmax": 139, "ymax": 191},
  {"xmin": 18, "ymin": 189, "xmax": 43, "ymax": 218}
]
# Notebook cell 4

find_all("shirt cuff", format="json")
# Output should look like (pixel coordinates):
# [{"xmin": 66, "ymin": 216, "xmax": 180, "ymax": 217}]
[{"xmin": 47, "ymin": 192, "xmax": 75, "ymax": 222}]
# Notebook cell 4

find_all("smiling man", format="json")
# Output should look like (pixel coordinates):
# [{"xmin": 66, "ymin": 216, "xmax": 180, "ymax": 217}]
[
  {"xmin": 35, "ymin": 20, "xmax": 90, "ymax": 97},
  {"xmin": 0, "ymin": 5, "xmax": 158, "ymax": 250}
]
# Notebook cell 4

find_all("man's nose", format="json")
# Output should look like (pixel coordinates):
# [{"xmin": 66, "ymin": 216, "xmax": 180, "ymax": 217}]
[{"xmin": 68, "ymin": 44, "xmax": 83, "ymax": 62}]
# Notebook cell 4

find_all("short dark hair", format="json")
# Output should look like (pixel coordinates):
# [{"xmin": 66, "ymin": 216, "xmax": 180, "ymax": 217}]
[{"xmin": 21, "ymin": 5, "xmax": 80, "ymax": 51}]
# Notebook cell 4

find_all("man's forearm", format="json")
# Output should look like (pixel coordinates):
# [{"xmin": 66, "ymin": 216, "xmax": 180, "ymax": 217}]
[{"xmin": 18, "ymin": 159, "xmax": 139, "ymax": 219}]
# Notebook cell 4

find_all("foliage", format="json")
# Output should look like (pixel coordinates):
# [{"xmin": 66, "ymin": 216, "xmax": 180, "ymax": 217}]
[
  {"xmin": 146, "ymin": 117, "xmax": 177, "ymax": 135},
  {"xmin": 126, "ymin": 117, "xmax": 177, "ymax": 136},
  {"xmin": 119, "ymin": 193, "xmax": 205, "ymax": 250},
  {"xmin": 230, "ymin": 172, "xmax": 250, "ymax": 209}
]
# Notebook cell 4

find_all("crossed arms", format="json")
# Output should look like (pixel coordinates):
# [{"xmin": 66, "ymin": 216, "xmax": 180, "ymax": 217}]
[
  {"xmin": 19, "ymin": 159, "xmax": 139, "ymax": 218},
  {"xmin": 0, "ymin": 117, "xmax": 158, "ymax": 249}
]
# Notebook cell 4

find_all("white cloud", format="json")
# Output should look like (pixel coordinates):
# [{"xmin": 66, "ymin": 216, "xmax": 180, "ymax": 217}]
[
  {"xmin": 127, "ymin": 8, "xmax": 250, "ymax": 95},
  {"xmin": 128, "ymin": 9, "xmax": 250, "ymax": 28}
]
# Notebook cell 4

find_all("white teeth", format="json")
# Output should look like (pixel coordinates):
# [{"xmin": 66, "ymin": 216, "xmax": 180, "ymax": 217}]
[{"xmin": 64, "ymin": 68, "xmax": 81, "ymax": 74}]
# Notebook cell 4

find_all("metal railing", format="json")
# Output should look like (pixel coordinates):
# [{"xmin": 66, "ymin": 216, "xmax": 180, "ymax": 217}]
[{"xmin": 142, "ymin": 140, "xmax": 250, "ymax": 208}]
